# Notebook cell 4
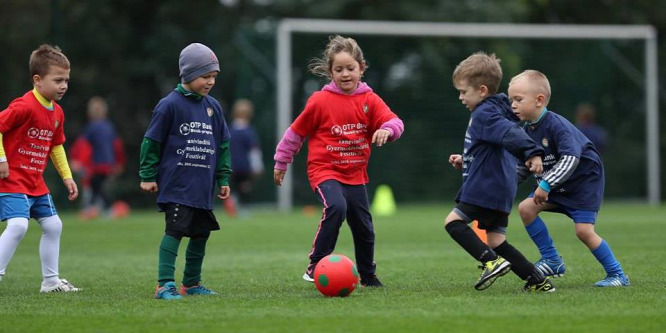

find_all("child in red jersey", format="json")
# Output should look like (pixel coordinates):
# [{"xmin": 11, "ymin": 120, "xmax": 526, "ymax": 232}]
[
  {"xmin": 274, "ymin": 35, "xmax": 404, "ymax": 287},
  {"xmin": 0, "ymin": 45, "xmax": 80, "ymax": 292}
]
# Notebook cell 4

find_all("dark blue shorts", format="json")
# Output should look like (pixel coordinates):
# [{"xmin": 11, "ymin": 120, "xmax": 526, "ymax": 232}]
[{"xmin": 527, "ymin": 192, "xmax": 597, "ymax": 223}]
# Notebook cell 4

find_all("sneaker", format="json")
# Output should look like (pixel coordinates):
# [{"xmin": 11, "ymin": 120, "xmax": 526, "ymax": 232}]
[
  {"xmin": 523, "ymin": 278, "xmax": 556, "ymax": 292},
  {"xmin": 40, "ymin": 279, "xmax": 81, "ymax": 293},
  {"xmin": 535, "ymin": 257, "xmax": 566, "ymax": 278},
  {"xmin": 594, "ymin": 274, "xmax": 630, "ymax": 287},
  {"xmin": 302, "ymin": 272, "xmax": 314, "ymax": 283},
  {"xmin": 302, "ymin": 264, "xmax": 315, "ymax": 283},
  {"xmin": 475, "ymin": 256, "xmax": 511, "ymax": 291},
  {"xmin": 361, "ymin": 275, "xmax": 383, "ymax": 287},
  {"xmin": 180, "ymin": 283, "xmax": 218, "ymax": 295},
  {"xmin": 155, "ymin": 281, "xmax": 182, "ymax": 300}
]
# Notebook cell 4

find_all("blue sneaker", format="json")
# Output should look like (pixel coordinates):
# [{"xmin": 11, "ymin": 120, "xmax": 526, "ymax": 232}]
[
  {"xmin": 534, "ymin": 257, "xmax": 566, "ymax": 278},
  {"xmin": 180, "ymin": 283, "xmax": 218, "ymax": 295},
  {"xmin": 594, "ymin": 274, "xmax": 630, "ymax": 287},
  {"xmin": 155, "ymin": 281, "xmax": 182, "ymax": 300}
]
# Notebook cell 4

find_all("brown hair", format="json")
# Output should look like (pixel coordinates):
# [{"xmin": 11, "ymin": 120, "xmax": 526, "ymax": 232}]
[
  {"xmin": 232, "ymin": 98, "xmax": 254, "ymax": 119},
  {"xmin": 308, "ymin": 35, "xmax": 367, "ymax": 80},
  {"xmin": 29, "ymin": 44, "xmax": 70, "ymax": 81},
  {"xmin": 510, "ymin": 69, "xmax": 552, "ymax": 104},
  {"xmin": 452, "ymin": 52, "xmax": 502, "ymax": 94}
]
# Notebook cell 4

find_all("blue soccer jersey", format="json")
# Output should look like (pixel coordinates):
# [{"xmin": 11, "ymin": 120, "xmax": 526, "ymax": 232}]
[
  {"xmin": 457, "ymin": 94, "xmax": 543, "ymax": 213},
  {"xmin": 523, "ymin": 109, "xmax": 604, "ymax": 210},
  {"xmin": 144, "ymin": 91, "xmax": 231, "ymax": 210}
]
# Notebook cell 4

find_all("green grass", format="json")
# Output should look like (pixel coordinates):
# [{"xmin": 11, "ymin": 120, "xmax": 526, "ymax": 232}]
[{"xmin": 0, "ymin": 203, "xmax": 664, "ymax": 332}]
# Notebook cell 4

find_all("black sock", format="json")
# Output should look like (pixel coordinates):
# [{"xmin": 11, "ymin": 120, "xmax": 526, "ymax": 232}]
[
  {"xmin": 493, "ymin": 241, "xmax": 544, "ymax": 283},
  {"xmin": 445, "ymin": 220, "xmax": 496, "ymax": 262}
]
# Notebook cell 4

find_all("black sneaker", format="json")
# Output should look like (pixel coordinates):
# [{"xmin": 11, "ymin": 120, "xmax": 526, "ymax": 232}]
[
  {"xmin": 361, "ymin": 275, "xmax": 383, "ymax": 287},
  {"xmin": 523, "ymin": 278, "xmax": 556, "ymax": 293}
]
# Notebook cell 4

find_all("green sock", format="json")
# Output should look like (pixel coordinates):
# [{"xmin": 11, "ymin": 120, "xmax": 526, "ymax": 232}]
[
  {"xmin": 182, "ymin": 237, "xmax": 209, "ymax": 287},
  {"xmin": 158, "ymin": 235, "xmax": 181, "ymax": 287}
]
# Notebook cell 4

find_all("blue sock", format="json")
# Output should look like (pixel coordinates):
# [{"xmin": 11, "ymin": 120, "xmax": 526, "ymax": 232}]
[
  {"xmin": 591, "ymin": 239, "xmax": 623, "ymax": 276},
  {"xmin": 525, "ymin": 216, "xmax": 560, "ymax": 260}
]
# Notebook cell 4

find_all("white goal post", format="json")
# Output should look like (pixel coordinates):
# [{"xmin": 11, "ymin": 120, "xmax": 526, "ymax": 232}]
[{"xmin": 276, "ymin": 19, "xmax": 659, "ymax": 210}]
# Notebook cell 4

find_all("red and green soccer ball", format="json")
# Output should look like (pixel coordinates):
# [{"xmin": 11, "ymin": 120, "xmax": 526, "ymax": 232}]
[{"xmin": 314, "ymin": 254, "xmax": 360, "ymax": 297}]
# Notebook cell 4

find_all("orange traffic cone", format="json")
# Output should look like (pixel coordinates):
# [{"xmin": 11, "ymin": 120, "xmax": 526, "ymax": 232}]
[{"xmin": 472, "ymin": 220, "xmax": 487, "ymax": 244}]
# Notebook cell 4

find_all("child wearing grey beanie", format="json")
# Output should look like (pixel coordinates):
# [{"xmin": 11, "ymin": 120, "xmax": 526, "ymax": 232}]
[{"xmin": 140, "ymin": 41, "xmax": 231, "ymax": 300}]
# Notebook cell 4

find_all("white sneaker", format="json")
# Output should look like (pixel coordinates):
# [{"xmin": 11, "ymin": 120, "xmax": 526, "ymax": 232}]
[
  {"xmin": 302, "ymin": 272, "xmax": 314, "ymax": 283},
  {"xmin": 40, "ymin": 279, "xmax": 81, "ymax": 293}
]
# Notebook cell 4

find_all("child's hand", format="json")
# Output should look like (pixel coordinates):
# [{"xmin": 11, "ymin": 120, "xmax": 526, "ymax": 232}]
[
  {"xmin": 372, "ymin": 129, "xmax": 391, "ymax": 147},
  {"xmin": 140, "ymin": 181, "xmax": 158, "ymax": 193},
  {"xmin": 533, "ymin": 187, "xmax": 549, "ymax": 205},
  {"xmin": 274, "ymin": 169, "xmax": 286, "ymax": 186},
  {"xmin": 448, "ymin": 154, "xmax": 463, "ymax": 171},
  {"xmin": 0, "ymin": 161, "xmax": 9, "ymax": 179},
  {"xmin": 63, "ymin": 178, "xmax": 78, "ymax": 201},
  {"xmin": 218, "ymin": 186, "xmax": 230, "ymax": 200},
  {"xmin": 526, "ymin": 155, "xmax": 543, "ymax": 174}
]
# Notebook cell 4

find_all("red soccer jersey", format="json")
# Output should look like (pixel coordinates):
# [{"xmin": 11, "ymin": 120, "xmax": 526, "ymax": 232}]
[
  {"xmin": 291, "ymin": 90, "xmax": 398, "ymax": 189},
  {"xmin": 0, "ymin": 91, "xmax": 66, "ymax": 196}
]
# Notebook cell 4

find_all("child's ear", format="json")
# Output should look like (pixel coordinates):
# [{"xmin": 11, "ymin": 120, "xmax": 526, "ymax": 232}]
[
  {"xmin": 535, "ymin": 94, "xmax": 546, "ymax": 107},
  {"xmin": 479, "ymin": 85, "xmax": 489, "ymax": 97}
]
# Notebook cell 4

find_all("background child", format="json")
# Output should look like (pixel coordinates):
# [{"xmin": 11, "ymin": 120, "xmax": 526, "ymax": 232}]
[
  {"xmin": 70, "ymin": 96, "xmax": 126, "ymax": 220},
  {"xmin": 0, "ymin": 44, "xmax": 80, "ymax": 292},
  {"xmin": 509, "ymin": 70, "xmax": 629, "ymax": 287},
  {"xmin": 445, "ymin": 52, "xmax": 554, "ymax": 292},
  {"xmin": 227, "ymin": 98, "xmax": 264, "ymax": 217},
  {"xmin": 273, "ymin": 35, "xmax": 404, "ymax": 287},
  {"xmin": 140, "ymin": 43, "xmax": 232, "ymax": 300}
]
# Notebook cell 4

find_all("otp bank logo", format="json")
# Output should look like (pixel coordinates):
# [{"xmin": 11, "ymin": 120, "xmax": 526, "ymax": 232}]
[
  {"xmin": 331, "ymin": 125, "xmax": 343, "ymax": 136},
  {"xmin": 179, "ymin": 123, "xmax": 191, "ymax": 135},
  {"xmin": 27, "ymin": 128, "xmax": 40, "ymax": 138}
]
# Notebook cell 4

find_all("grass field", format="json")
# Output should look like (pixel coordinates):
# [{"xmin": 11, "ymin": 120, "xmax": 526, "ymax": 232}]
[{"xmin": 0, "ymin": 202, "xmax": 664, "ymax": 332}]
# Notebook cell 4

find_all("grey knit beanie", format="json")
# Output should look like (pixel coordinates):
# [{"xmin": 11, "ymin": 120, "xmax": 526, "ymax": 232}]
[{"xmin": 179, "ymin": 43, "xmax": 220, "ymax": 83}]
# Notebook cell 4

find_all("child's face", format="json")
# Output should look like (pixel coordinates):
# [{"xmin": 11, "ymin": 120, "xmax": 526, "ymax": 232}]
[
  {"xmin": 186, "ymin": 71, "xmax": 218, "ymax": 96},
  {"xmin": 330, "ymin": 51, "xmax": 364, "ymax": 94},
  {"xmin": 454, "ymin": 80, "xmax": 487, "ymax": 111},
  {"xmin": 33, "ymin": 65, "xmax": 70, "ymax": 101},
  {"xmin": 508, "ymin": 77, "xmax": 543, "ymax": 122}
]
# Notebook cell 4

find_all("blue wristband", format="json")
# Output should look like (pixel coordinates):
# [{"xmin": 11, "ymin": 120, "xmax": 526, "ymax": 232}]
[{"xmin": 538, "ymin": 180, "xmax": 551, "ymax": 193}]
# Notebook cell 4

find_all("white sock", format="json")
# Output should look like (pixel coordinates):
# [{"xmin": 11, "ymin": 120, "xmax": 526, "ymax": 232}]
[
  {"xmin": 0, "ymin": 217, "xmax": 30, "ymax": 276},
  {"xmin": 38, "ymin": 215, "xmax": 62, "ymax": 286}
]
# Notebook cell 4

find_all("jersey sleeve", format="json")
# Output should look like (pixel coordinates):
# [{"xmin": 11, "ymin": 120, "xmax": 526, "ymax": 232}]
[
  {"xmin": 551, "ymin": 120, "xmax": 582, "ymax": 158},
  {"xmin": 290, "ymin": 94, "xmax": 320, "ymax": 137},
  {"xmin": 368, "ymin": 93, "xmax": 398, "ymax": 131},
  {"xmin": 476, "ymin": 108, "xmax": 514, "ymax": 145},
  {"xmin": 143, "ymin": 100, "xmax": 173, "ymax": 143},
  {"xmin": 0, "ymin": 99, "xmax": 29, "ymax": 134}
]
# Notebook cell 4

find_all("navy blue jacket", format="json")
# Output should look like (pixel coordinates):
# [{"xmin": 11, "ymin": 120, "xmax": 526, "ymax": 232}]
[{"xmin": 456, "ymin": 94, "xmax": 543, "ymax": 213}]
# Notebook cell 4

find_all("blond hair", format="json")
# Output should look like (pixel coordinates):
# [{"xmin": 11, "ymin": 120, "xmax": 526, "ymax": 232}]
[
  {"xmin": 308, "ymin": 35, "xmax": 367, "ymax": 80},
  {"xmin": 29, "ymin": 44, "xmax": 70, "ymax": 81},
  {"xmin": 510, "ymin": 70, "xmax": 551, "ymax": 104},
  {"xmin": 452, "ymin": 52, "xmax": 502, "ymax": 94}
]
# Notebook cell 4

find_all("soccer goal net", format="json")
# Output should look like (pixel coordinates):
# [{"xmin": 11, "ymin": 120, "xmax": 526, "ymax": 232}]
[{"xmin": 273, "ymin": 19, "xmax": 659, "ymax": 211}]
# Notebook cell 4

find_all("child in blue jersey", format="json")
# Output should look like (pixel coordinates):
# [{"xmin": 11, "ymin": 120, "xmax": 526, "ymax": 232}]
[
  {"xmin": 140, "ymin": 43, "xmax": 232, "ymax": 300},
  {"xmin": 509, "ymin": 70, "xmax": 629, "ymax": 287},
  {"xmin": 227, "ymin": 98, "xmax": 264, "ymax": 217},
  {"xmin": 445, "ymin": 52, "xmax": 554, "ymax": 292}
]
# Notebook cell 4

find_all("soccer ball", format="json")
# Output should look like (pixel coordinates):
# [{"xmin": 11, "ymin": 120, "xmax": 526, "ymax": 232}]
[{"xmin": 314, "ymin": 254, "xmax": 360, "ymax": 297}]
